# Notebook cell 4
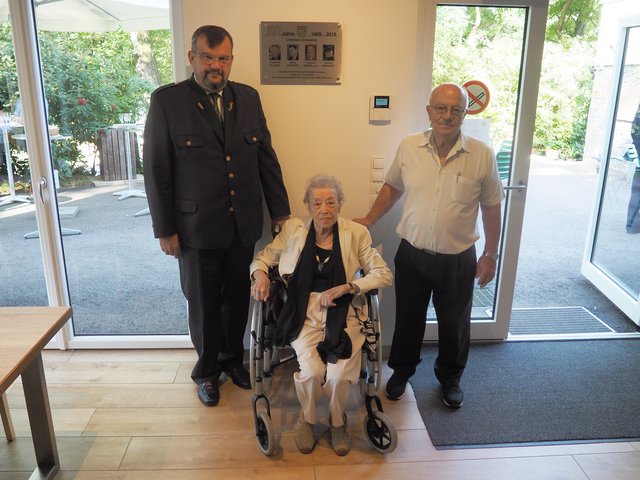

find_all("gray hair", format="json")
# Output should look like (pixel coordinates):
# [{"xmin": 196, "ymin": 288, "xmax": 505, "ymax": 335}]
[{"xmin": 303, "ymin": 174, "xmax": 345, "ymax": 205}]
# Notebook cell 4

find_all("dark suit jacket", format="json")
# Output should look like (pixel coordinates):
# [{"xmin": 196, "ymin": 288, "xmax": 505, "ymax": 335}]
[{"xmin": 143, "ymin": 76, "xmax": 290, "ymax": 249}]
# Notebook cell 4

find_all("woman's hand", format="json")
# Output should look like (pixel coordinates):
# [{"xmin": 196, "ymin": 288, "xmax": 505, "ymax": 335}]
[
  {"xmin": 317, "ymin": 284, "xmax": 352, "ymax": 311},
  {"xmin": 251, "ymin": 270, "xmax": 271, "ymax": 302}
]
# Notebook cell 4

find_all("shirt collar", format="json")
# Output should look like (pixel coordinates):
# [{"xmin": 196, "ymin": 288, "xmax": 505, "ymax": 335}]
[{"xmin": 421, "ymin": 129, "xmax": 467, "ymax": 155}]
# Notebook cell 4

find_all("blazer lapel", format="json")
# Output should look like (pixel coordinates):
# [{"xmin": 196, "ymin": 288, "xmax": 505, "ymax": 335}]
[
  {"xmin": 186, "ymin": 77, "xmax": 224, "ymax": 143},
  {"xmin": 194, "ymin": 99, "xmax": 224, "ymax": 143},
  {"xmin": 338, "ymin": 217, "xmax": 353, "ymax": 277}
]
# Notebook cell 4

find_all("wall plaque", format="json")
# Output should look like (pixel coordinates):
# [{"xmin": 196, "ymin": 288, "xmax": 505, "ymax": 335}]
[{"xmin": 260, "ymin": 21, "xmax": 342, "ymax": 85}]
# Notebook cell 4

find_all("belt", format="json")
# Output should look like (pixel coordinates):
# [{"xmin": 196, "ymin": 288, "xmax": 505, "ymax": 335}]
[{"xmin": 404, "ymin": 239, "xmax": 439, "ymax": 255}]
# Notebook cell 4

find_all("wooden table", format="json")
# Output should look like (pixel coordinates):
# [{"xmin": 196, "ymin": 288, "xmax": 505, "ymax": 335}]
[{"xmin": 0, "ymin": 306, "xmax": 72, "ymax": 480}]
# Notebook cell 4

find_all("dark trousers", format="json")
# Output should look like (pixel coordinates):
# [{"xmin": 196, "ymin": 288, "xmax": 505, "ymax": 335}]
[
  {"xmin": 388, "ymin": 239, "xmax": 476, "ymax": 386},
  {"xmin": 627, "ymin": 169, "xmax": 640, "ymax": 232},
  {"xmin": 179, "ymin": 238, "xmax": 254, "ymax": 384}
]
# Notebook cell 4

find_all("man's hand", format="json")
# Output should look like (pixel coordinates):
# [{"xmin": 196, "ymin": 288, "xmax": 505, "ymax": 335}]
[
  {"xmin": 476, "ymin": 256, "xmax": 497, "ymax": 288},
  {"xmin": 159, "ymin": 234, "xmax": 180, "ymax": 258},
  {"xmin": 271, "ymin": 216, "xmax": 289, "ymax": 237},
  {"xmin": 353, "ymin": 183, "xmax": 403, "ymax": 230}
]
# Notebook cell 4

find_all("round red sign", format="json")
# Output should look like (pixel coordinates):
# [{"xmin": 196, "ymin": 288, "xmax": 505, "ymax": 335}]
[{"xmin": 463, "ymin": 80, "xmax": 490, "ymax": 115}]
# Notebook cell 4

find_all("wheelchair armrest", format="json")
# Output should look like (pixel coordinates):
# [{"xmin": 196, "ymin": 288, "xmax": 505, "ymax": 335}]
[{"xmin": 356, "ymin": 269, "xmax": 379, "ymax": 297}]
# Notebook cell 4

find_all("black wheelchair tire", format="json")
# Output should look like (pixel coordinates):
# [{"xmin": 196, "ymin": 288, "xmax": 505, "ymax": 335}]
[
  {"xmin": 256, "ymin": 410, "xmax": 276, "ymax": 456},
  {"xmin": 363, "ymin": 411, "xmax": 398, "ymax": 453}
]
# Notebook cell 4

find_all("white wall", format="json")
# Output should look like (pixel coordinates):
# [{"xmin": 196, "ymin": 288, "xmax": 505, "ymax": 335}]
[{"xmin": 181, "ymin": 0, "xmax": 431, "ymax": 345}]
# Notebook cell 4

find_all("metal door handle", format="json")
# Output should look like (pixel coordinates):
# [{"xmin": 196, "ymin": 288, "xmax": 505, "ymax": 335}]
[
  {"xmin": 504, "ymin": 182, "xmax": 527, "ymax": 191},
  {"xmin": 38, "ymin": 176, "xmax": 47, "ymax": 204}
]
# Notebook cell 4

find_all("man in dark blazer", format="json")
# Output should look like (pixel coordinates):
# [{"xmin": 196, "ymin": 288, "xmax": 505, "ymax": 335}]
[{"xmin": 144, "ymin": 25, "xmax": 290, "ymax": 406}]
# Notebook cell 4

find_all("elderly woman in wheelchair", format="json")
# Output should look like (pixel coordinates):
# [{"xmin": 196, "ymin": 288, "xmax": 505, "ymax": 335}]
[{"xmin": 250, "ymin": 174, "xmax": 392, "ymax": 455}]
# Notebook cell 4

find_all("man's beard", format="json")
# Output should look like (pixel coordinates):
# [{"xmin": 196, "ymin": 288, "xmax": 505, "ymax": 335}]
[{"xmin": 203, "ymin": 69, "xmax": 227, "ymax": 92}]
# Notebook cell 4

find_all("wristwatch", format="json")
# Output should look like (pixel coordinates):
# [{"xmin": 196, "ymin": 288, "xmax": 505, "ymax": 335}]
[{"xmin": 482, "ymin": 251, "xmax": 499, "ymax": 261}]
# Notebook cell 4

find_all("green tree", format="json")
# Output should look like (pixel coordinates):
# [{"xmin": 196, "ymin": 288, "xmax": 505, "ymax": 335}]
[
  {"xmin": 433, "ymin": 6, "xmax": 525, "ymax": 149},
  {"xmin": 547, "ymin": 0, "xmax": 601, "ymax": 44},
  {"xmin": 0, "ymin": 26, "xmax": 170, "ymax": 180},
  {"xmin": 536, "ymin": 0, "xmax": 601, "ymax": 159},
  {"xmin": 432, "ymin": 2, "xmax": 600, "ymax": 161}
]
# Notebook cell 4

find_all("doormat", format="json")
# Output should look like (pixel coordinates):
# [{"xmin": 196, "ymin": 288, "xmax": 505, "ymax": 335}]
[
  {"xmin": 508, "ymin": 307, "xmax": 614, "ymax": 335},
  {"xmin": 412, "ymin": 339, "xmax": 640, "ymax": 448}
]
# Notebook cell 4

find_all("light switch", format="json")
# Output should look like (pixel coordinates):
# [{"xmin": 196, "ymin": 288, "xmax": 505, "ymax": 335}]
[
  {"xmin": 371, "ymin": 170, "xmax": 384, "ymax": 182},
  {"xmin": 372, "ymin": 156, "xmax": 385, "ymax": 169}
]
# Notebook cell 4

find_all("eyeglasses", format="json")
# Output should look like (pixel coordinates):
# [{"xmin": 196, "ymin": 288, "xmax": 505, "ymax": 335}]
[
  {"xmin": 430, "ymin": 104, "xmax": 466, "ymax": 118},
  {"xmin": 195, "ymin": 52, "xmax": 233, "ymax": 66}
]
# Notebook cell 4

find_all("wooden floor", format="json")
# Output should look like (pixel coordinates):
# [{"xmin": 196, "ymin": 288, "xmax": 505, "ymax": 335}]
[{"xmin": 1, "ymin": 349, "xmax": 639, "ymax": 479}]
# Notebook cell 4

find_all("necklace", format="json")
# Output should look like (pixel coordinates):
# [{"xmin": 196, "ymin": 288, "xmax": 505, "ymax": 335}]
[{"xmin": 315, "ymin": 254, "xmax": 331, "ymax": 271}]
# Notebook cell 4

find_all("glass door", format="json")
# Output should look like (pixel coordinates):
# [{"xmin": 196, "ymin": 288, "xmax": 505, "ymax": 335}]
[
  {"xmin": 423, "ymin": 0, "xmax": 548, "ymax": 340},
  {"xmin": 0, "ymin": 0, "xmax": 50, "ymax": 319},
  {"xmin": 6, "ymin": 0, "xmax": 193, "ymax": 348},
  {"xmin": 582, "ymin": 16, "xmax": 640, "ymax": 325}
]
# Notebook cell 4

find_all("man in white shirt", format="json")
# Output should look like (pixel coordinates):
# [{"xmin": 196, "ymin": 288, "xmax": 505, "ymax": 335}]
[{"xmin": 355, "ymin": 83, "xmax": 504, "ymax": 408}]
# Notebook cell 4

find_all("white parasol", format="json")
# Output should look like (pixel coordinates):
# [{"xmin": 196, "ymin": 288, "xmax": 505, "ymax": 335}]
[{"xmin": 0, "ymin": 0, "xmax": 169, "ymax": 32}]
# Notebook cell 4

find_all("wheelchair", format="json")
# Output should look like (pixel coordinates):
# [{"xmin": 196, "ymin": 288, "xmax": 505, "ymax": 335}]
[{"xmin": 250, "ymin": 270, "xmax": 398, "ymax": 456}]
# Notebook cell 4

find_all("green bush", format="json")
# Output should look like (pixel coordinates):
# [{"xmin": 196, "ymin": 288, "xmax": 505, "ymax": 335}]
[
  {"xmin": 533, "ymin": 41, "xmax": 594, "ymax": 160},
  {"xmin": 0, "ymin": 26, "xmax": 171, "ymax": 180}
]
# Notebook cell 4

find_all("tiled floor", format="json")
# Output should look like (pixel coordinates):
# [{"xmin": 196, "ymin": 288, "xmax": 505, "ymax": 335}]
[{"xmin": 1, "ymin": 349, "xmax": 639, "ymax": 479}]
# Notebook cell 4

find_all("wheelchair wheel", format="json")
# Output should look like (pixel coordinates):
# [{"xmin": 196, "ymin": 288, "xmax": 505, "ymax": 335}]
[
  {"xmin": 363, "ymin": 411, "xmax": 397, "ymax": 453},
  {"xmin": 255, "ymin": 410, "xmax": 276, "ymax": 456}
]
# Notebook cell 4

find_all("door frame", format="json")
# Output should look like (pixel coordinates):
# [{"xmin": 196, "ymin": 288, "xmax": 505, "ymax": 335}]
[
  {"xmin": 581, "ymin": 14, "xmax": 640, "ymax": 326},
  {"xmin": 420, "ymin": 0, "xmax": 549, "ymax": 340},
  {"xmin": 10, "ymin": 0, "xmax": 69, "ymax": 349}
]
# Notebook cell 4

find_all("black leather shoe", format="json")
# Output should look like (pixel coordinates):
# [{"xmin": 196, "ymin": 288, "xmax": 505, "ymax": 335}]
[
  {"xmin": 225, "ymin": 366, "xmax": 251, "ymax": 390},
  {"xmin": 385, "ymin": 372, "xmax": 408, "ymax": 401},
  {"xmin": 442, "ymin": 385, "xmax": 464, "ymax": 409},
  {"xmin": 197, "ymin": 380, "xmax": 220, "ymax": 406}
]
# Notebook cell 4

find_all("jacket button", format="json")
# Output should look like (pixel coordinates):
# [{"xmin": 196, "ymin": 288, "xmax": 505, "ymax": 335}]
[
  {"xmin": 230, "ymin": 190, "xmax": 236, "ymax": 196},
  {"xmin": 252, "ymin": 136, "xmax": 257, "ymax": 142},
  {"xmin": 229, "ymin": 173, "xmax": 235, "ymax": 179},
  {"xmin": 225, "ymin": 155, "xmax": 231, "ymax": 161},
  {"xmin": 186, "ymin": 140, "xmax": 192, "ymax": 146},
  {"xmin": 229, "ymin": 206, "xmax": 235, "ymax": 212}
]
